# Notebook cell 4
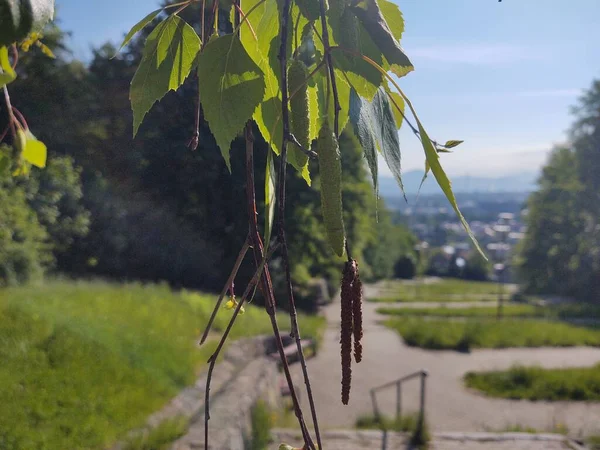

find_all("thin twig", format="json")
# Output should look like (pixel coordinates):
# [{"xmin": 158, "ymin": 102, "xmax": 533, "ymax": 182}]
[
  {"xmin": 11, "ymin": 107, "xmax": 29, "ymax": 131},
  {"xmin": 10, "ymin": 44, "xmax": 18, "ymax": 70},
  {"xmin": 164, "ymin": 0, "xmax": 198, "ymax": 10},
  {"xmin": 201, "ymin": 0, "xmax": 206, "ymax": 46},
  {"xmin": 233, "ymin": 3, "xmax": 258, "ymax": 40},
  {"xmin": 277, "ymin": 2, "xmax": 322, "ymax": 448},
  {"xmin": 2, "ymin": 87, "xmax": 17, "ymax": 141},
  {"xmin": 231, "ymin": 0, "xmax": 266, "ymax": 36},
  {"xmin": 245, "ymin": 123, "xmax": 315, "ymax": 449},
  {"xmin": 187, "ymin": 88, "xmax": 202, "ymax": 150},
  {"xmin": 203, "ymin": 242, "xmax": 278, "ymax": 450},
  {"xmin": 287, "ymin": 132, "xmax": 318, "ymax": 159},
  {"xmin": 199, "ymin": 237, "xmax": 250, "ymax": 345}
]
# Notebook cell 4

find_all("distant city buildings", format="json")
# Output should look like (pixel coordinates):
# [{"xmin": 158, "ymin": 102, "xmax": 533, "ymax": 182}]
[{"xmin": 398, "ymin": 193, "xmax": 527, "ymax": 282}]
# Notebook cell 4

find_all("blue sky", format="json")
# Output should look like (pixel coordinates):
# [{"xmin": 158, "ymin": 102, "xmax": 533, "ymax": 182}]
[{"xmin": 56, "ymin": 0, "xmax": 599, "ymax": 177}]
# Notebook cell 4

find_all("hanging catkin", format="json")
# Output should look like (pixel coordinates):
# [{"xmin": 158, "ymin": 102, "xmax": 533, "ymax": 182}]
[
  {"xmin": 340, "ymin": 260, "xmax": 355, "ymax": 405},
  {"xmin": 352, "ymin": 261, "xmax": 363, "ymax": 363}
]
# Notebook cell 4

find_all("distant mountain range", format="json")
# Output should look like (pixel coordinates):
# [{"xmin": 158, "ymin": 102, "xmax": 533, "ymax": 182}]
[{"xmin": 379, "ymin": 170, "xmax": 539, "ymax": 197}]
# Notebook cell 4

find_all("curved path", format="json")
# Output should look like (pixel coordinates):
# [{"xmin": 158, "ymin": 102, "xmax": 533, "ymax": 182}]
[{"xmin": 292, "ymin": 285, "xmax": 600, "ymax": 437}]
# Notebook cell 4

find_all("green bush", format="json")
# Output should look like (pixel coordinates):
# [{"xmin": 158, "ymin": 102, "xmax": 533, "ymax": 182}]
[
  {"xmin": 0, "ymin": 280, "xmax": 325, "ymax": 449},
  {"xmin": 0, "ymin": 185, "xmax": 51, "ymax": 285},
  {"xmin": 464, "ymin": 364, "xmax": 600, "ymax": 401},
  {"xmin": 385, "ymin": 318, "xmax": 600, "ymax": 351}
]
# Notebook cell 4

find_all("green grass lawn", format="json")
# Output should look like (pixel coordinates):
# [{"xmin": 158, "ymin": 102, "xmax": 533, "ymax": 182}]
[
  {"xmin": 464, "ymin": 364, "xmax": 600, "ymax": 401},
  {"xmin": 0, "ymin": 280, "xmax": 325, "ymax": 449},
  {"xmin": 377, "ymin": 304, "xmax": 538, "ymax": 318},
  {"xmin": 377, "ymin": 303, "xmax": 600, "ymax": 319},
  {"xmin": 370, "ymin": 279, "xmax": 502, "ymax": 303},
  {"xmin": 384, "ymin": 317, "xmax": 600, "ymax": 351}
]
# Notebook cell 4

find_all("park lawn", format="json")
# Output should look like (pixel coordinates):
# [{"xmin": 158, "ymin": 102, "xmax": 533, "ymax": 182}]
[
  {"xmin": 0, "ymin": 280, "xmax": 325, "ymax": 450},
  {"xmin": 370, "ymin": 279, "xmax": 502, "ymax": 303},
  {"xmin": 464, "ymin": 364, "xmax": 600, "ymax": 401},
  {"xmin": 377, "ymin": 304, "xmax": 539, "ymax": 318},
  {"xmin": 382, "ymin": 279, "xmax": 502, "ymax": 296},
  {"xmin": 384, "ymin": 317, "xmax": 600, "ymax": 351},
  {"xmin": 377, "ymin": 303, "xmax": 600, "ymax": 319},
  {"xmin": 368, "ymin": 295, "xmax": 498, "ymax": 303}
]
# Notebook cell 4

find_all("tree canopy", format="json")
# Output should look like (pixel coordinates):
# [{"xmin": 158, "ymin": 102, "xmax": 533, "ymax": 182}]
[{"xmin": 517, "ymin": 80, "xmax": 600, "ymax": 302}]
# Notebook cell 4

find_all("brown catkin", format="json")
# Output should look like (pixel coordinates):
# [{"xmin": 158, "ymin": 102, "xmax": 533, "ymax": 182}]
[
  {"xmin": 352, "ymin": 261, "xmax": 363, "ymax": 363},
  {"xmin": 340, "ymin": 260, "xmax": 356, "ymax": 405}
]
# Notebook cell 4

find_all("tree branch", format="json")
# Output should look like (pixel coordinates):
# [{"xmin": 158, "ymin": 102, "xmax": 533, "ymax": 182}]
[
  {"xmin": 203, "ymin": 241, "xmax": 279, "ymax": 450},
  {"xmin": 245, "ymin": 123, "xmax": 315, "ymax": 449},
  {"xmin": 277, "ymin": 3, "xmax": 322, "ymax": 448},
  {"xmin": 198, "ymin": 237, "xmax": 250, "ymax": 345}
]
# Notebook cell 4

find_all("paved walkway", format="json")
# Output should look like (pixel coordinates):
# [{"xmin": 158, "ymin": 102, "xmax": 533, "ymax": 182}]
[
  {"xmin": 270, "ymin": 429, "xmax": 584, "ymax": 450},
  {"xmin": 290, "ymin": 284, "xmax": 600, "ymax": 438}
]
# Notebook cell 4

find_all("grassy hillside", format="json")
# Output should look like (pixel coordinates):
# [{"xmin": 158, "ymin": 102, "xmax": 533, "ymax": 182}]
[{"xmin": 0, "ymin": 280, "xmax": 325, "ymax": 449}]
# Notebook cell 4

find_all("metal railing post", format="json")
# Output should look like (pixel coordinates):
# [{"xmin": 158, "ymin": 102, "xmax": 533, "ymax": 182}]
[
  {"xmin": 370, "ymin": 389, "xmax": 380, "ymax": 421},
  {"xmin": 395, "ymin": 381, "xmax": 401, "ymax": 421},
  {"xmin": 417, "ymin": 370, "xmax": 428, "ymax": 434}
]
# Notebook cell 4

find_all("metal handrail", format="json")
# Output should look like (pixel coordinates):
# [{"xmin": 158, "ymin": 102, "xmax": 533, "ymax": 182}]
[
  {"xmin": 369, "ymin": 369, "xmax": 428, "ymax": 436},
  {"xmin": 371, "ymin": 369, "xmax": 427, "ymax": 392}
]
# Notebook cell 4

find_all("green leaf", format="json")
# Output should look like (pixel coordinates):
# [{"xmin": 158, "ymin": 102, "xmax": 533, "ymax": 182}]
[
  {"xmin": 22, "ymin": 130, "xmax": 47, "ymax": 168},
  {"xmin": 198, "ymin": 34, "xmax": 265, "ymax": 169},
  {"xmin": 264, "ymin": 148, "xmax": 276, "ymax": 246},
  {"xmin": 350, "ymin": 0, "xmax": 413, "ymax": 78},
  {"xmin": 349, "ymin": 89, "xmax": 378, "ymax": 199},
  {"xmin": 0, "ymin": 46, "xmax": 16, "ymax": 86},
  {"xmin": 117, "ymin": 9, "xmax": 161, "ymax": 54},
  {"xmin": 0, "ymin": 0, "xmax": 55, "ymax": 46},
  {"xmin": 349, "ymin": 87, "xmax": 404, "ymax": 200},
  {"xmin": 238, "ymin": 0, "xmax": 283, "ymax": 154},
  {"xmin": 315, "ymin": 68, "xmax": 350, "ymax": 135},
  {"xmin": 379, "ymin": 0, "xmax": 404, "ymax": 42},
  {"xmin": 400, "ymin": 90, "xmax": 486, "ymax": 257},
  {"xmin": 444, "ymin": 139, "xmax": 464, "ymax": 149},
  {"xmin": 130, "ymin": 15, "xmax": 200, "ymax": 136},
  {"xmin": 327, "ymin": 4, "xmax": 383, "ymax": 100},
  {"xmin": 386, "ymin": 90, "xmax": 404, "ymax": 129}
]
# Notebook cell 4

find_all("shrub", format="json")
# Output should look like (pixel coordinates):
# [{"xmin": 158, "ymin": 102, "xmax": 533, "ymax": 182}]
[{"xmin": 0, "ymin": 185, "xmax": 51, "ymax": 285}]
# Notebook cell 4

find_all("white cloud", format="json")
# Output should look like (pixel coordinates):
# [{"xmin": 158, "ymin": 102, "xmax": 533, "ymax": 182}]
[{"xmin": 408, "ymin": 43, "xmax": 544, "ymax": 65}]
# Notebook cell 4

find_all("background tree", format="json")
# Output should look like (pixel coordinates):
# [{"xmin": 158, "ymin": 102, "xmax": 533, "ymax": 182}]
[{"xmin": 517, "ymin": 79, "xmax": 600, "ymax": 302}]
